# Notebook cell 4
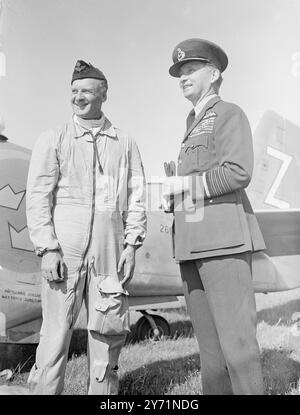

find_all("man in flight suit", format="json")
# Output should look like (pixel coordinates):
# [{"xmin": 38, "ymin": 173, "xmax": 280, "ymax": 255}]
[
  {"xmin": 163, "ymin": 39, "xmax": 265, "ymax": 394},
  {"xmin": 26, "ymin": 60, "xmax": 146, "ymax": 394}
]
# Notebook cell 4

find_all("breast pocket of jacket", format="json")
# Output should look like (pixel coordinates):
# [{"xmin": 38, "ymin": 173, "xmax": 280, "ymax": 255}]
[{"xmin": 186, "ymin": 134, "xmax": 210, "ymax": 170}]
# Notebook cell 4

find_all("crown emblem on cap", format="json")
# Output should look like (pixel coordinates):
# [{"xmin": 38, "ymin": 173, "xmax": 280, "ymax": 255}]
[
  {"xmin": 177, "ymin": 48, "xmax": 185, "ymax": 61},
  {"xmin": 74, "ymin": 60, "xmax": 89, "ymax": 73}
]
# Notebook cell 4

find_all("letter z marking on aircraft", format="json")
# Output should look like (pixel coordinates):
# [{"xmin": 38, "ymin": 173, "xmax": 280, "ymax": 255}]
[{"xmin": 265, "ymin": 146, "xmax": 292, "ymax": 209}]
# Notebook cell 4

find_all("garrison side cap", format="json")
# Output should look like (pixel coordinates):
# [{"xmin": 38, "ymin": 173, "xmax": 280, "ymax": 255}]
[
  {"xmin": 71, "ymin": 60, "xmax": 107, "ymax": 84},
  {"xmin": 169, "ymin": 38, "xmax": 228, "ymax": 77}
]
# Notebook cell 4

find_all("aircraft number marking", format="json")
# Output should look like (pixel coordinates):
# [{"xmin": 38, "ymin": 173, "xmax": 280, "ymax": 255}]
[
  {"xmin": 265, "ymin": 146, "xmax": 292, "ymax": 209},
  {"xmin": 160, "ymin": 224, "xmax": 171, "ymax": 234}
]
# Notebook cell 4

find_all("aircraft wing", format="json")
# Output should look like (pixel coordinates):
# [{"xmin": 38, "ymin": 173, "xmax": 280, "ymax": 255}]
[{"xmin": 252, "ymin": 209, "xmax": 300, "ymax": 292}]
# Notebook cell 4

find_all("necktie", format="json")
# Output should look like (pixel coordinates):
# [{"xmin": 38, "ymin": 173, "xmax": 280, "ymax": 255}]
[{"xmin": 186, "ymin": 109, "xmax": 196, "ymax": 129}]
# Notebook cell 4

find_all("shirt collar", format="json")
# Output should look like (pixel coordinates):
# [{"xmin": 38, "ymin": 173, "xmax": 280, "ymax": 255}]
[
  {"xmin": 72, "ymin": 114, "xmax": 117, "ymax": 139},
  {"xmin": 194, "ymin": 94, "xmax": 218, "ymax": 118}
]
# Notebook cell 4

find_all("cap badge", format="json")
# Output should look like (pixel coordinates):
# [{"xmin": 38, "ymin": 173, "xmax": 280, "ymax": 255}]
[
  {"xmin": 74, "ymin": 61, "xmax": 88, "ymax": 73},
  {"xmin": 177, "ymin": 48, "xmax": 185, "ymax": 61}
]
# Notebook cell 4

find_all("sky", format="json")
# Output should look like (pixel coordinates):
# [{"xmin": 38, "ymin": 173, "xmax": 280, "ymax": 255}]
[{"xmin": 0, "ymin": 0, "xmax": 300, "ymax": 178}]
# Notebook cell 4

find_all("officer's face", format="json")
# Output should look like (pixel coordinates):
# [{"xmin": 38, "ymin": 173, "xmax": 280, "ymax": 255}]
[
  {"xmin": 179, "ymin": 61, "xmax": 213, "ymax": 105},
  {"xmin": 71, "ymin": 78, "xmax": 107, "ymax": 119}
]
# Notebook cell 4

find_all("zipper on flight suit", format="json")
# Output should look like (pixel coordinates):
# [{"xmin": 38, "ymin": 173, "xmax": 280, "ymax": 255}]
[{"xmin": 69, "ymin": 133, "xmax": 98, "ymax": 327}]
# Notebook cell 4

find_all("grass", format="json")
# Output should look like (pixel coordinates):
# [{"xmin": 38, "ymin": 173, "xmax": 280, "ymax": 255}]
[{"xmin": 1, "ymin": 288, "xmax": 300, "ymax": 395}]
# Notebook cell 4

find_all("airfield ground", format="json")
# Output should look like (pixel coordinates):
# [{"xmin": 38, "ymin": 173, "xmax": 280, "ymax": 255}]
[{"xmin": 1, "ymin": 287, "xmax": 300, "ymax": 395}]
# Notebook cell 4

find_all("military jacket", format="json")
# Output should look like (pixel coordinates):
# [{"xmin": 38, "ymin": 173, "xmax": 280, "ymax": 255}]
[{"xmin": 173, "ymin": 96, "xmax": 266, "ymax": 261}]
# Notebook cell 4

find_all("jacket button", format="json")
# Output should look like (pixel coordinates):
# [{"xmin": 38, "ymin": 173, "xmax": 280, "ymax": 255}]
[
  {"xmin": 181, "ymin": 143, "xmax": 185, "ymax": 148},
  {"xmin": 178, "ymin": 159, "xmax": 182, "ymax": 165},
  {"xmin": 209, "ymin": 199, "xmax": 213, "ymax": 203}
]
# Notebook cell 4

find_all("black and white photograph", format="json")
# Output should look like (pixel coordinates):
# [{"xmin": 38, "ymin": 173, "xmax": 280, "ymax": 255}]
[{"xmin": 0, "ymin": 0, "xmax": 299, "ymax": 400}]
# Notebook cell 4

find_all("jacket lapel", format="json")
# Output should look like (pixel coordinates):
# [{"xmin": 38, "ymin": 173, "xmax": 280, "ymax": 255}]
[{"xmin": 183, "ymin": 96, "xmax": 221, "ymax": 141}]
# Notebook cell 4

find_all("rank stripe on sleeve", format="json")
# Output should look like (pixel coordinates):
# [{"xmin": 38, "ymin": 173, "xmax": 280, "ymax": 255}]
[{"xmin": 206, "ymin": 166, "xmax": 232, "ymax": 197}]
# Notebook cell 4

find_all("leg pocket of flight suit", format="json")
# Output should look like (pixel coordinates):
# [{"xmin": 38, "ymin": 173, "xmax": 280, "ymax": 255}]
[{"xmin": 87, "ymin": 277, "xmax": 130, "ymax": 336}]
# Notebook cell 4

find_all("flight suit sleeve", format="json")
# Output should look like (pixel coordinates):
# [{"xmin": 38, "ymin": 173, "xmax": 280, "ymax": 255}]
[
  {"xmin": 191, "ymin": 106, "xmax": 253, "ymax": 200},
  {"xmin": 122, "ymin": 138, "xmax": 147, "ymax": 247},
  {"xmin": 26, "ymin": 130, "xmax": 60, "ymax": 254}
]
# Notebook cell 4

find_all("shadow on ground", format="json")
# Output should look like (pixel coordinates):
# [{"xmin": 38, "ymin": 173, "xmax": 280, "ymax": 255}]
[
  {"xmin": 119, "ymin": 353, "xmax": 200, "ymax": 395},
  {"xmin": 257, "ymin": 298, "xmax": 300, "ymax": 326},
  {"xmin": 0, "ymin": 316, "xmax": 194, "ymax": 374},
  {"xmin": 119, "ymin": 347, "xmax": 300, "ymax": 395},
  {"xmin": 0, "ymin": 343, "xmax": 37, "ymax": 372},
  {"xmin": 261, "ymin": 348, "xmax": 300, "ymax": 394},
  {"xmin": 69, "ymin": 328, "xmax": 88, "ymax": 357},
  {"xmin": 2, "ymin": 331, "xmax": 299, "ymax": 395}
]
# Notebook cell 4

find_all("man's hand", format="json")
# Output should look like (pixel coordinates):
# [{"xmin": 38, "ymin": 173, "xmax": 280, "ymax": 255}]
[
  {"xmin": 41, "ymin": 251, "xmax": 65, "ymax": 282},
  {"xmin": 164, "ymin": 161, "xmax": 176, "ymax": 177},
  {"xmin": 118, "ymin": 245, "xmax": 136, "ymax": 288}
]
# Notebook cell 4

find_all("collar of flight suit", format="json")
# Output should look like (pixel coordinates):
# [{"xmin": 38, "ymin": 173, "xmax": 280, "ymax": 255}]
[
  {"xmin": 183, "ymin": 95, "xmax": 221, "ymax": 142},
  {"xmin": 72, "ymin": 114, "xmax": 118, "ymax": 140}
]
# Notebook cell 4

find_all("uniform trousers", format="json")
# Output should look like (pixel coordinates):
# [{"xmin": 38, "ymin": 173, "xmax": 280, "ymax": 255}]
[{"xmin": 179, "ymin": 252, "xmax": 264, "ymax": 395}]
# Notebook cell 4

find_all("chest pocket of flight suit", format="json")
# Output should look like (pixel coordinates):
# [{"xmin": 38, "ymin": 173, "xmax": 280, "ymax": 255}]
[{"xmin": 186, "ymin": 134, "xmax": 210, "ymax": 170}]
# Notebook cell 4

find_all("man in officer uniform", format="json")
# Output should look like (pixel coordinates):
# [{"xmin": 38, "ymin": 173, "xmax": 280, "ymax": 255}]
[{"xmin": 163, "ymin": 38, "xmax": 265, "ymax": 394}]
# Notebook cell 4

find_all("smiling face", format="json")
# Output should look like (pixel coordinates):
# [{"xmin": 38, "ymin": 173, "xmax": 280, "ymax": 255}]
[
  {"xmin": 179, "ymin": 61, "xmax": 219, "ymax": 106},
  {"xmin": 71, "ymin": 78, "xmax": 107, "ymax": 119}
]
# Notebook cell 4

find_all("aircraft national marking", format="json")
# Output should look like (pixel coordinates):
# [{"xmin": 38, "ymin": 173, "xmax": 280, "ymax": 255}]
[
  {"xmin": 8, "ymin": 223, "xmax": 34, "ymax": 252},
  {"xmin": 0, "ymin": 185, "xmax": 25, "ymax": 210},
  {"xmin": 265, "ymin": 146, "xmax": 292, "ymax": 209}
]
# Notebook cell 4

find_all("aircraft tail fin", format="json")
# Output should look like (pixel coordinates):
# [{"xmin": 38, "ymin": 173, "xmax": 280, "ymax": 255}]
[{"xmin": 247, "ymin": 111, "xmax": 300, "ymax": 209}]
